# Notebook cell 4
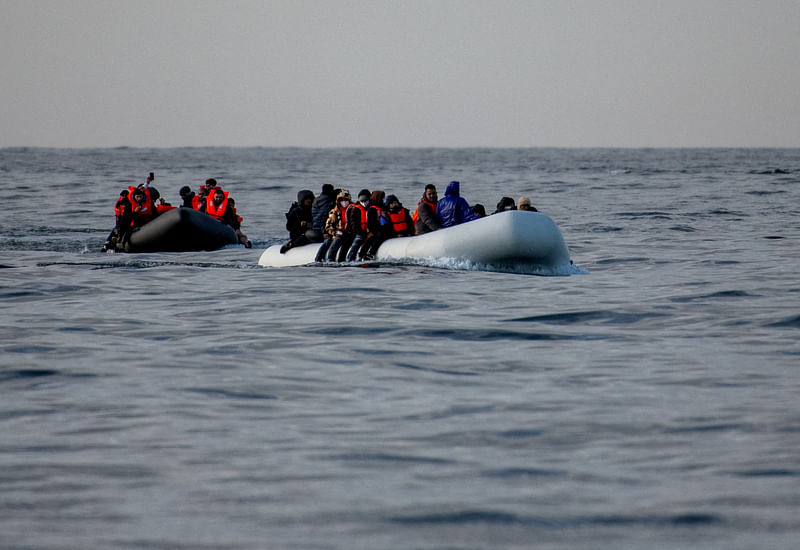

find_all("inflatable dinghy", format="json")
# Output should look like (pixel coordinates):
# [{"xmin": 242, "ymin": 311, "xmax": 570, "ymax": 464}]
[
  {"xmin": 123, "ymin": 207, "xmax": 239, "ymax": 253},
  {"xmin": 258, "ymin": 210, "xmax": 571, "ymax": 270}
]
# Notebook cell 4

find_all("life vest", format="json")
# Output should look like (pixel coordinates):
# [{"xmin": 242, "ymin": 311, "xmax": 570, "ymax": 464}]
[
  {"xmin": 388, "ymin": 210, "xmax": 410, "ymax": 234},
  {"xmin": 206, "ymin": 191, "xmax": 230, "ymax": 220},
  {"xmin": 346, "ymin": 203, "xmax": 369, "ymax": 233},
  {"xmin": 191, "ymin": 195, "xmax": 204, "ymax": 210},
  {"xmin": 156, "ymin": 203, "xmax": 176, "ymax": 214},
  {"xmin": 412, "ymin": 199, "xmax": 437, "ymax": 224},
  {"xmin": 114, "ymin": 195, "xmax": 128, "ymax": 217},
  {"xmin": 127, "ymin": 186, "xmax": 154, "ymax": 224}
]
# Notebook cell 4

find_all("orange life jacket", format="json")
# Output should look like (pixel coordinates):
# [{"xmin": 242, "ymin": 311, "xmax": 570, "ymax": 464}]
[
  {"xmin": 412, "ymin": 199, "xmax": 437, "ymax": 224},
  {"xmin": 388, "ymin": 210, "xmax": 410, "ymax": 234},
  {"xmin": 206, "ymin": 191, "xmax": 230, "ymax": 220},
  {"xmin": 156, "ymin": 203, "xmax": 175, "ymax": 214},
  {"xmin": 346, "ymin": 203, "xmax": 369, "ymax": 233},
  {"xmin": 127, "ymin": 186, "xmax": 154, "ymax": 225},
  {"xmin": 114, "ymin": 195, "xmax": 128, "ymax": 216}
]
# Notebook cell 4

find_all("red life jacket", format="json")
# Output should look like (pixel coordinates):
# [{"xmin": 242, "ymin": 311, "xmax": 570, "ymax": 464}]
[
  {"xmin": 191, "ymin": 195, "xmax": 204, "ymax": 210},
  {"xmin": 412, "ymin": 199, "xmax": 437, "ymax": 224},
  {"xmin": 127, "ymin": 186, "xmax": 154, "ymax": 225},
  {"xmin": 346, "ymin": 203, "xmax": 369, "ymax": 233},
  {"xmin": 114, "ymin": 195, "xmax": 128, "ymax": 216},
  {"xmin": 206, "ymin": 191, "xmax": 230, "ymax": 220},
  {"xmin": 388, "ymin": 210, "xmax": 411, "ymax": 235},
  {"xmin": 156, "ymin": 203, "xmax": 175, "ymax": 214}
]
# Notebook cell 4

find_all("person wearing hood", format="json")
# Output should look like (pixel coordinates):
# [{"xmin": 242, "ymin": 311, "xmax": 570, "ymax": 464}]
[
  {"xmin": 344, "ymin": 188, "xmax": 371, "ymax": 261},
  {"xmin": 436, "ymin": 181, "xmax": 479, "ymax": 228},
  {"xmin": 412, "ymin": 184, "xmax": 440, "ymax": 234},
  {"xmin": 310, "ymin": 183, "xmax": 336, "ymax": 242},
  {"xmin": 492, "ymin": 196, "xmax": 516, "ymax": 214},
  {"xmin": 280, "ymin": 189, "xmax": 315, "ymax": 254},
  {"xmin": 319, "ymin": 189, "xmax": 352, "ymax": 262}
]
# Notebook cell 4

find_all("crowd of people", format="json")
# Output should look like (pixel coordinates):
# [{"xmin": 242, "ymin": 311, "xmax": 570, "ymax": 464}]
[
  {"xmin": 105, "ymin": 174, "xmax": 537, "ymax": 258},
  {"xmin": 279, "ymin": 180, "xmax": 538, "ymax": 262},
  {"xmin": 103, "ymin": 174, "xmax": 251, "ymax": 251}
]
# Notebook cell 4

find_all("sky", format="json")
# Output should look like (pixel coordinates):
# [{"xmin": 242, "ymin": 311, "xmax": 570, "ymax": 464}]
[{"xmin": 1, "ymin": 0, "xmax": 799, "ymax": 148}]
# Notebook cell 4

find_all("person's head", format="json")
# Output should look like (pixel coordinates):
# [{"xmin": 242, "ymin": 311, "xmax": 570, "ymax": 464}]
[
  {"xmin": 132, "ymin": 189, "xmax": 146, "ymax": 203},
  {"xmin": 357, "ymin": 189, "xmax": 370, "ymax": 206},
  {"xmin": 213, "ymin": 188, "xmax": 225, "ymax": 204},
  {"xmin": 370, "ymin": 190, "xmax": 385, "ymax": 207},
  {"xmin": 496, "ymin": 196, "xmax": 516, "ymax": 212},
  {"xmin": 321, "ymin": 183, "xmax": 334, "ymax": 197},
  {"xmin": 297, "ymin": 189, "xmax": 314, "ymax": 207},
  {"xmin": 385, "ymin": 194, "xmax": 400, "ymax": 213},
  {"xmin": 423, "ymin": 184, "xmax": 437, "ymax": 203},
  {"xmin": 205, "ymin": 178, "xmax": 217, "ymax": 188},
  {"xmin": 444, "ymin": 181, "xmax": 460, "ymax": 197},
  {"xmin": 197, "ymin": 185, "xmax": 208, "ymax": 198},
  {"xmin": 517, "ymin": 197, "xmax": 532, "ymax": 211},
  {"xmin": 472, "ymin": 203, "xmax": 486, "ymax": 217},
  {"xmin": 179, "ymin": 185, "xmax": 192, "ymax": 198},
  {"xmin": 337, "ymin": 189, "xmax": 352, "ymax": 208}
]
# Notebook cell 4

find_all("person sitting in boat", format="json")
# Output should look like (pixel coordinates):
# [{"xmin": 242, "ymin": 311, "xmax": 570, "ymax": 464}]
[
  {"xmin": 356, "ymin": 190, "xmax": 386, "ymax": 260},
  {"xmin": 412, "ymin": 184, "xmax": 440, "ymax": 235},
  {"xmin": 318, "ymin": 189, "xmax": 351, "ymax": 262},
  {"xmin": 341, "ymin": 189, "xmax": 370, "ymax": 261},
  {"xmin": 361, "ymin": 193, "xmax": 414, "ymax": 259},
  {"xmin": 178, "ymin": 186, "xmax": 195, "ymax": 208},
  {"xmin": 383, "ymin": 195, "xmax": 414, "ymax": 237},
  {"xmin": 492, "ymin": 196, "xmax": 516, "ymax": 214},
  {"xmin": 309, "ymin": 184, "xmax": 336, "ymax": 243},
  {"xmin": 206, "ymin": 187, "xmax": 239, "ymax": 227},
  {"xmin": 114, "ymin": 186, "xmax": 157, "ymax": 248},
  {"xmin": 472, "ymin": 203, "xmax": 486, "ymax": 218},
  {"xmin": 436, "ymin": 181, "xmax": 479, "ymax": 228},
  {"xmin": 193, "ymin": 185, "xmax": 208, "ymax": 210},
  {"xmin": 280, "ymin": 189, "xmax": 315, "ymax": 254},
  {"xmin": 516, "ymin": 196, "xmax": 538, "ymax": 212},
  {"xmin": 206, "ymin": 187, "xmax": 251, "ymax": 247}
]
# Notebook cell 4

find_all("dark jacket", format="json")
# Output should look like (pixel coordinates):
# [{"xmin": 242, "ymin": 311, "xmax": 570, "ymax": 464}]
[
  {"xmin": 414, "ymin": 198, "xmax": 439, "ymax": 234},
  {"xmin": 311, "ymin": 192, "xmax": 335, "ymax": 234},
  {"xmin": 346, "ymin": 202, "xmax": 370, "ymax": 236},
  {"xmin": 285, "ymin": 190, "xmax": 314, "ymax": 240},
  {"xmin": 366, "ymin": 203, "xmax": 385, "ymax": 234},
  {"xmin": 436, "ymin": 181, "xmax": 479, "ymax": 228}
]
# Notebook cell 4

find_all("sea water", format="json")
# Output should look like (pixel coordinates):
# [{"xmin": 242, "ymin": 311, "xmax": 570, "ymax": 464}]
[{"xmin": 0, "ymin": 147, "xmax": 798, "ymax": 549}]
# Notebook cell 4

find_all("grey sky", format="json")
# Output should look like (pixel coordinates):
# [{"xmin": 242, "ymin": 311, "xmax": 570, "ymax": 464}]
[{"xmin": 2, "ymin": 0, "xmax": 799, "ymax": 148}]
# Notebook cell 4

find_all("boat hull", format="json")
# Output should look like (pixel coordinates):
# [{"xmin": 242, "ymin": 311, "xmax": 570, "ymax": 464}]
[
  {"xmin": 258, "ymin": 211, "xmax": 570, "ymax": 269},
  {"xmin": 125, "ymin": 207, "xmax": 239, "ymax": 253}
]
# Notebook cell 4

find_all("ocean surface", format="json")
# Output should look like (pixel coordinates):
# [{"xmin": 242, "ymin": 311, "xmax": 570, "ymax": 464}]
[{"xmin": 1, "ymin": 147, "xmax": 798, "ymax": 550}]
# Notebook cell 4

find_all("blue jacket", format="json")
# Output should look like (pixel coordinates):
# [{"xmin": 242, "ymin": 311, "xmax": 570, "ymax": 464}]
[{"xmin": 436, "ymin": 181, "xmax": 479, "ymax": 228}]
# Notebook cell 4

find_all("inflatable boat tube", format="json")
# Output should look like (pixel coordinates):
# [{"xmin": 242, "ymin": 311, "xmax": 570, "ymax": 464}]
[
  {"xmin": 125, "ymin": 207, "xmax": 239, "ymax": 253},
  {"xmin": 258, "ymin": 211, "xmax": 570, "ymax": 269}
]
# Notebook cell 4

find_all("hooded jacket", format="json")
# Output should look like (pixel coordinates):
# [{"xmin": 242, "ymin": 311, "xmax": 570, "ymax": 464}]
[
  {"xmin": 436, "ymin": 181, "xmax": 479, "ymax": 228},
  {"xmin": 285, "ymin": 189, "xmax": 314, "ymax": 239}
]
